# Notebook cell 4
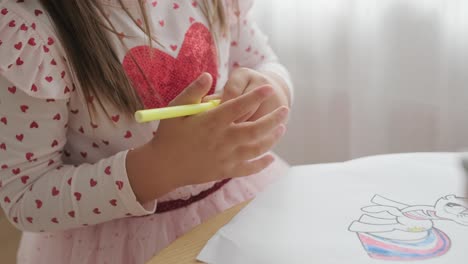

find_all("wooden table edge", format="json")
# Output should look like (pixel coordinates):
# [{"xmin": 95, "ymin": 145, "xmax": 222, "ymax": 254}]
[{"xmin": 147, "ymin": 200, "xmax": 250, "ymax": 264}]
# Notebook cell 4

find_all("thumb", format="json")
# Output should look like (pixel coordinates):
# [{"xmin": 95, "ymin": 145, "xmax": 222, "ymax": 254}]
[
  {"xmin": 169, "ymin": 73, "xmax": 213, "ymax": 106},
  {"xmin": 201, "ymin": 93, "xmax": 222, "ymax": 103}
]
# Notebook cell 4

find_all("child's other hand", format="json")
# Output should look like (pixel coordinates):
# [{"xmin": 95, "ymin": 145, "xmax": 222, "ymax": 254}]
[
  {"xmin": 147, "ymin": 73, "xmax": 289, "ymax": 192},
  {"xmin": 222, "ymin": 68, "xmax": 291, "ymax": 122}
]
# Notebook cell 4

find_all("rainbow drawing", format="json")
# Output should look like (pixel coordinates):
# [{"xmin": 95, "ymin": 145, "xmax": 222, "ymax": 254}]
[
  {"xmin": 357, "ymin": 228, "xmax": 450, "ymax": 261},
  {"xmin": 349, "ymin": 194, "xmax": 468, "ymax": 261}
]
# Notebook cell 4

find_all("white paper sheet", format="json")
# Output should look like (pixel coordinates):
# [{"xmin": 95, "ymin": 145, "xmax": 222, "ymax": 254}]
[{"xmin": 198, "ymin": 153, "xmax": 468, "ymax": 264}]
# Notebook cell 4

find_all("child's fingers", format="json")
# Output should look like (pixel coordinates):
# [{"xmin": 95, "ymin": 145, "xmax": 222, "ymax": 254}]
[
  {"xmin": 234, "ymin": 125, "xmax": 286, "ymax": 161},
  {"xmin": 202, "ymin": 93, "xmax": 222, "ymax": 102},
  {"xmin": 169, "ymin": 73, "xmax": 213, "ymax": 106},
  {"xmin": 233, "ymin": 154, "xmax": 275, "ymax": 178},
  {"xmin": 232, "ymin": 82, "xmax": 267, "ymax": 123},
  {"xmin": 230, "ymin": 106, "xmax": 289, "ymax": 143},
  {"xmin": 210, "ymin": 85, "xmax": 273, "ymax": 124},
  {"xmin": 222, "ymin": 68, "xmax": 251, "ymax": 102}
]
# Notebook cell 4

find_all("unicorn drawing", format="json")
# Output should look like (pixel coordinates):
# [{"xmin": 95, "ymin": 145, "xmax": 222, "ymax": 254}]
[{"xmin": 349, "ymin": 195, "xmax": 468, "ymax": 261}]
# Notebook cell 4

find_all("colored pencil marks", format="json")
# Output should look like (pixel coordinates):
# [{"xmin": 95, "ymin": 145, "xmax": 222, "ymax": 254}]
[{"xmin": 349, "ymin": 195, "xmax": 468, "ymax": 261}]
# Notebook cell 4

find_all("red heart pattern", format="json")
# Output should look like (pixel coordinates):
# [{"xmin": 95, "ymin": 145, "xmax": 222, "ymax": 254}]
[
  {"xmin": 0, "ymin": 1, "xmax": 273, "ymax": 234},
  {"xmin": 90, "ymin": 179, "xmax": 97, "ymax": 187},
  {"xmin": 25, "ymin": 152, "xmax": 34, "ymax": 161},
  {"xmin": 124, "ymin": 131, "xmax": 132, "ymax": 139},
  {"xmin": 74, "ymin": 192, "xmax": 82, "ymax": 201},
  {"xmin": 111, "ymin": 115, "xmax": 120, "ymax": 122},
  {"xmin": 122, "ymin": 23, "xmax": 218, "ymax": 109},
  {"xmin": 21, "ymin": 175, "xmax": 29, "ymax": 184},
  {"xmin": 20, "ymin": 105, "xmax": 28, "ymax": 113},
  {"xmin": 115, "ymin": 181, "xmax": 124, "ymax": 191},
  {"xmin": 27, "ymin": 37, "xmax": 36, "ymax": 46},
  {"xmin": 16, "ymin": 134, "xmax": 24, "ymax": 142},
  {"xmin": 51, "ymin": 187, "xmax": 60, "ymax": 196}
]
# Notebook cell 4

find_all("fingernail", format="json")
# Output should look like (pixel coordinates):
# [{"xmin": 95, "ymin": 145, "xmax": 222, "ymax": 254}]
[
  {"xmin": 266, "ymin": 155, "xmax": 275, "ymax": 164},
  {"xmin": 198, "ymin": 73, "xmax": 211, "ymax": 86},
  {"xmin": 257, "ymin": 85, "xmax": 274, "ymax": 97}
]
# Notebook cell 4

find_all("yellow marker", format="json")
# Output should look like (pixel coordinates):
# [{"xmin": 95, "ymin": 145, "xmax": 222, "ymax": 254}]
[{"xmin": 135, "ymin": 99, "xmax": 221, "ymax": 123}]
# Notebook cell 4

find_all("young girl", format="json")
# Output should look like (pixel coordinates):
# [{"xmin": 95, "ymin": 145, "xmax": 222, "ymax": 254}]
[{"xmin": 0, "ymin": 0, "xmax": 292, "ymax": 263}]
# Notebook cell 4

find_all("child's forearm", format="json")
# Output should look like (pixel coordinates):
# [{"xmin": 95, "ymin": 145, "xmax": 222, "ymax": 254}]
[{"xmin": 125, "ymin": 143, "xmax": 177, "ymax": 204}]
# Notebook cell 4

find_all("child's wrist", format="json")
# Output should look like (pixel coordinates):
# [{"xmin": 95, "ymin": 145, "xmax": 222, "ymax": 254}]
[{"xmin": 126, "ymin": 142, "xmax": 177, "ymax": 203}]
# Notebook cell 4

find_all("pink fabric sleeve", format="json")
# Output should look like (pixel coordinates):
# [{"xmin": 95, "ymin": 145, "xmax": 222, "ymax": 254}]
[
  {"xmin": 0, "ymin": 6, "xmax": 155, "ymax": 233},
  {"xmin": 227, "ymin": 0, "xmax": 294, "ymax": 99}
]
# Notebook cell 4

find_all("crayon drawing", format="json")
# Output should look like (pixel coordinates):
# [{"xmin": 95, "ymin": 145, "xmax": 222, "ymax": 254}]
[{"xmin": 349, "ymin": 195, "xmax": 468, "ymax": 261}]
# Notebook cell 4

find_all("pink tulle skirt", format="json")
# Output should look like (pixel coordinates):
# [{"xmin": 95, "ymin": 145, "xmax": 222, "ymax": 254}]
[{"xmin": 17, "ymin": 155, "xmax": 289, "ymax": 264}]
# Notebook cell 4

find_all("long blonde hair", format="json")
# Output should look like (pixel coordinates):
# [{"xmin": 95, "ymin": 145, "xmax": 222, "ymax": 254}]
[{"xmin": 39, "ymin": 0, "xmax": 229, "ymax": 115}]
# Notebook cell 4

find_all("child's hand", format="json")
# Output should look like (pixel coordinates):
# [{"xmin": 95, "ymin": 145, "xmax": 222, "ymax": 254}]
[
  {"xmin": 127, "ymin": 73, "xmax": 289, "ymax": 203},
  {"xmin": 222, "ymin": 68, "xmax": 291, "ymax": 122}
]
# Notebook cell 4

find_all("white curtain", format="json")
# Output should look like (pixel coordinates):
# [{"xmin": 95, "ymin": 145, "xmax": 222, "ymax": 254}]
[{"xmin": 254, "ymin": 0, "xmax": 468, "ymax": 165}]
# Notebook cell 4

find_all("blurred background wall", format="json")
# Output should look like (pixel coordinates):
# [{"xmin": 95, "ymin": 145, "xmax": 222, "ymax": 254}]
[{"xmin": 254, "ymin": 0, "xmax": 468, "ymax": 165}]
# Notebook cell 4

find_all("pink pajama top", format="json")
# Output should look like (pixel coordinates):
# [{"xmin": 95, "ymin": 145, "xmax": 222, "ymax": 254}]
[{"xmin": 0, "ymin": 1, "xmax": 292, "ymax": 263}]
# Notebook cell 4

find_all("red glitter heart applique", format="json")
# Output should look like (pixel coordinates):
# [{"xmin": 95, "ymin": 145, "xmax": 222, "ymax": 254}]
[{"xmin": 122, "ymin": 23, "xmax": 218, "ymax": 109}]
